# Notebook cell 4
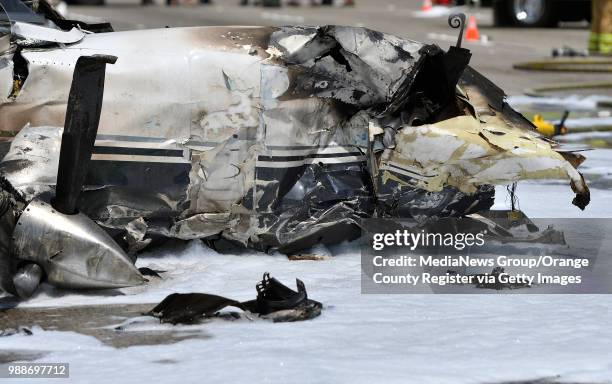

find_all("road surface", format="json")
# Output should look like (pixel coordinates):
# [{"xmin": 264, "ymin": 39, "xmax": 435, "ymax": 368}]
[{"xmin": 65, "ymin": 0, "xmax": 603, "ymax": 95}]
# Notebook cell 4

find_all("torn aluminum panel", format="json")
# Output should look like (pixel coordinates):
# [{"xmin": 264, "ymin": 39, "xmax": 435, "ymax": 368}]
[
  {"xmin": 379, "ymin": 115, "xmax": 589, "ymax": 208},
  {"xmin": 11, "ymin": 21, "xmax": 85, "ymax": 46},
  {"xmin": 0, "ymin": 10, "xmax": 592, "ymax": 295}
]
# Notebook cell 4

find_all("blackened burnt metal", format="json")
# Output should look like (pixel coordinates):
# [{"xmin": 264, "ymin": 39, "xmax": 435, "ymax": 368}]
[
  {"xmin": 444, "ymin": 13, "xmax": 472, "ymax": 92},
  {"xmin": 147, "ymin": 273, "xmax": 322, "ymax": 324}
]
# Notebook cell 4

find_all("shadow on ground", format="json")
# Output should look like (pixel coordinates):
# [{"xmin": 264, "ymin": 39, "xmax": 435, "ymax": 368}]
[{"xmin": 0, "ymin": 303, "xmax": 210, "ymax": 361}]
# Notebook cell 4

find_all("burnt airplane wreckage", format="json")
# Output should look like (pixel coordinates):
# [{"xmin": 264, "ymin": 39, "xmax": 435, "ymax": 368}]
[{"xmin": 0, "ymin": 1, "xmax": 591, "ymax": 299}]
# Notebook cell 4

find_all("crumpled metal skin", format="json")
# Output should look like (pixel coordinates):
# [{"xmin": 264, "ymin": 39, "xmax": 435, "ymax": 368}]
[{"xmin": 0, "ymin": 24, "xmax": 590, "ymax": 258}]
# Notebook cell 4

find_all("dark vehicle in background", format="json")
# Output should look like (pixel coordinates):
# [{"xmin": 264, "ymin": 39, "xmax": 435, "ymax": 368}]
[
  {"xmin": 455, "ymin": 0, "xmax": 591, "ymax": 27},
  {"xmin": 493, "ymin": 0, "xmax": 591, "ymax": 27}
]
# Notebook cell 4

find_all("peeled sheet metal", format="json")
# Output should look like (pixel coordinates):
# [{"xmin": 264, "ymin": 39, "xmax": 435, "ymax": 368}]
[
  {"xmin": 11, "ymin": 21, "xmax": 85, "ymax": 45},
  {"xmin": 380, "ymin": 116, "xmax": 588, "ymax": 207},
  {"xmin": 0, "ymin": 25, "xmax": 590, "ymax": 253}
]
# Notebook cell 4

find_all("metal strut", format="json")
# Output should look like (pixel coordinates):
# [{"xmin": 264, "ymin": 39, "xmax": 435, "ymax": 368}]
[{"xmin": 448, "ymin": 13, "xmax": 467, "ymax": 48}]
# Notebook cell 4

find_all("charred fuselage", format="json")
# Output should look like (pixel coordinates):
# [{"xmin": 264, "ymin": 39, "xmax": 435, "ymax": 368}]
[{"xmin": 0, "ymin": 12, "xmax": 590, "ymax": 296}]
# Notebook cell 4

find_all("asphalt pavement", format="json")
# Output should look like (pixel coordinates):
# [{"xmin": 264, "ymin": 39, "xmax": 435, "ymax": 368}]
[{"xmin": 64, "ymin": 0, "xmax": 603, "ymax": 95}]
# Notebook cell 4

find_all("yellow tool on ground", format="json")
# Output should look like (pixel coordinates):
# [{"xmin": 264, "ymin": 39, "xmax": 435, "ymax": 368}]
[{"xmin": 532, "ymin": 111, "xmax": 569, "ymax": 137}]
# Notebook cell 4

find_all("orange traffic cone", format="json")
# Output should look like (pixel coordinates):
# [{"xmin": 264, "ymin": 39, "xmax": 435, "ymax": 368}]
[
  {"xmin": 465, "ymin": 15, "xmax": 480, "ymax": 42},
  {"xmin": 420, "ymin": 0, "xmax": 432, "ymax": 12}
]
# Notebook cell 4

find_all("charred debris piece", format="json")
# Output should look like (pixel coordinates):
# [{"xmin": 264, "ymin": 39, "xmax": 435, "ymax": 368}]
[{"xmin": 147, "ymin": 273, "xmax": 322, "ymax": 324}]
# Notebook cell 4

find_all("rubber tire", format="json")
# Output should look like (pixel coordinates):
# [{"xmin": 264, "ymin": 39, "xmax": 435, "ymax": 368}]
[{"xmin": 493, "ymin": 0, "xmax": 558, "ymax": 27}]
